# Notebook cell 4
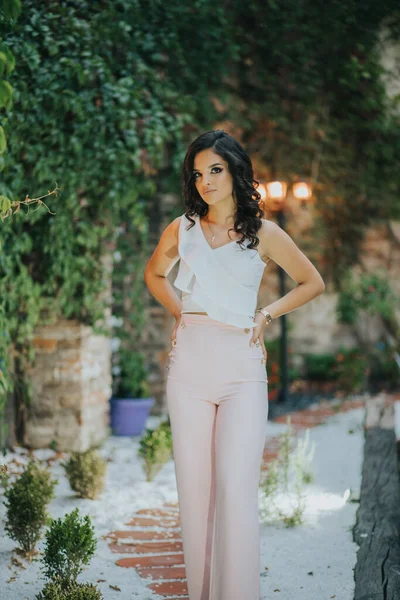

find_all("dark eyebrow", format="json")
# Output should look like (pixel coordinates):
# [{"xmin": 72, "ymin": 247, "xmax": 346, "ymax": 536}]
[{"xmin": 192, "ymin": 162, "xmax": 223, "ymax": 172}]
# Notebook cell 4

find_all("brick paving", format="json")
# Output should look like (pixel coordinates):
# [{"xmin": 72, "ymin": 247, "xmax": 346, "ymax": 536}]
[{"xmin": 104, "ymin": 397, "xmax": 366, "ymax": 599}]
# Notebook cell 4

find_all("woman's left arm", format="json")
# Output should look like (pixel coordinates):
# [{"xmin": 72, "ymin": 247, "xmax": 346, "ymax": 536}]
[
  {"xmin": 250, "ymin": 219, "xmax": 325, "ymax": 350},
  {"xmin": 258, "ymin": 219, "xmax": 325, "ymax": 319}
]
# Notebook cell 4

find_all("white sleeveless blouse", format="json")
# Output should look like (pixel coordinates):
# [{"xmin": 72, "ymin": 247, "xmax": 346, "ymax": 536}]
[{"xmin": 173, "ymin": 213, "xmax": 267, "ymax": 328}]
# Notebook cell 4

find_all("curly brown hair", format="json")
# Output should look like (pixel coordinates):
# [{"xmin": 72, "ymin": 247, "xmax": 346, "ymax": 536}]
[{"xmin": 181, "ymin": 130, "xmax": 264, "ymax": 250}]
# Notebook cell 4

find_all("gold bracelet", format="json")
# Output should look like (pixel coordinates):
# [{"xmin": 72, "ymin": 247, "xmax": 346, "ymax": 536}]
[{"xmin": 256, "ymin": 308, "xmax": 273, "ymax": 324}]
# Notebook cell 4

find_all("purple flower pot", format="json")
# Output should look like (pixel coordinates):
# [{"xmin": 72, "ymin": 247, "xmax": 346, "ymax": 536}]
[{"xmin": 110, "ymin": 396, "xmax": 155, "ymax": 436}]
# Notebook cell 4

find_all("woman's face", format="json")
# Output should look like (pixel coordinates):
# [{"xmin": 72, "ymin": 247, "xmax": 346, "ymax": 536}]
[{"xmin": 193, "ymin": 148, "xmax": 234, "ymax": 206}]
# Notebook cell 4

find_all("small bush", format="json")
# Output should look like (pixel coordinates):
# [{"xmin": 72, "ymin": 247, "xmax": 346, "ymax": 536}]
[
  {"xmin": 62, "ymin": 449, "xmax": 106, "ymax": 499},
  {"xmin": 303, "ymin": 353, "xmax": 337, "ymax": 381},
  {"xmin": 36, "ymin": 581, "xmax": 103, "ymax": 600},
  {"xmin": 159, "ymin": 417, "xmax": 174, "ymax": 459},
  {"xmin": 138, "ymin": 418, "xmax": 173, "ymax": 481},
  {"xmin": 3, "ymin": 459, "xmax": 57, "ymax": 558},
  {"xmin": 335, "ymin": 347, "xmax": 367, "ymax": 392},
  {"xmin": 41, "ymin": 508, "xmax": 97, "ymax": 588}
]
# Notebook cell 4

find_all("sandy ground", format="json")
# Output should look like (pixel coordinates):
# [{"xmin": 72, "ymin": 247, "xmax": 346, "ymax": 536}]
[{"xmin": 0, "ymin": 401, "xmax": 376, "ymax": 600}]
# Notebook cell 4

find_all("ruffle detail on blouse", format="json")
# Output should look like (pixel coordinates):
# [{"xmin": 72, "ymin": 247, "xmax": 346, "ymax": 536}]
[{"xmin": 174, "ymin": 213, "xmax": 263, "ymax": 328}]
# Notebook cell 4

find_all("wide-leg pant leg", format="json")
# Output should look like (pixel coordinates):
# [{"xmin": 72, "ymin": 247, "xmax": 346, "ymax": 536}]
[
  {"xmin": 210, "ymin": 380, "xmax": 269, "ymax": 600},
  {"xmin": 165, "ymin": 313, "xmax": 268, "ymax": 600},
  {"xmin": 166, "ymin": 377, "xmax": 218, "ymax": 600}
]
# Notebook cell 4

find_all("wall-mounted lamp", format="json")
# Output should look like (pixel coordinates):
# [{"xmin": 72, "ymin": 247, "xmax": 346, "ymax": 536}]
[
  {"xmin": 266, "ymin": 181, "xmax": 287, "ymax": 201},
  {"xmin": 292, "ymin": 181, "xmax": 312, "ymax": 202}
]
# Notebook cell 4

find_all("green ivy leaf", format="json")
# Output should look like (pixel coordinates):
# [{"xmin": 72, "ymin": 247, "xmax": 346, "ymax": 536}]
[
  {"xmin": 0, "ymin": 44, "xmax": 16, "ymax": 75},
  {"xmin": 0, "ymin": 80, "xmax": 13, "ymax": 110},
  {"xmin": 0, "ymin": 195, "xmax": 12, "ymax": 214},
  {"xmin": 0, "ymin": 0, "xmax": 22, "ymax": 20},
  {"xmin": 0, "ymin": 126, "xmax": 6, "ymax": 154}
]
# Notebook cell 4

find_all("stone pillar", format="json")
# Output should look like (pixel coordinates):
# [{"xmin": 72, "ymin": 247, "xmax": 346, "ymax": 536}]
[
  {"xmin": 24, "ymin": 321, "xmax": 112, "ymax": 451},
  {"xmin": 23, "ymin": 251, "xmax": 113, "ymax": 451}
]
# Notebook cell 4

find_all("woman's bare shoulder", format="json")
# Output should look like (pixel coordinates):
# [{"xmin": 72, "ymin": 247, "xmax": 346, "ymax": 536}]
[
  {"xmin": 258, "ymin": 217, "xmax": 280, "ymax": 233},
  {"xmin": 256, "ymin": 218, "xmax": 279, "ymax": 259}
]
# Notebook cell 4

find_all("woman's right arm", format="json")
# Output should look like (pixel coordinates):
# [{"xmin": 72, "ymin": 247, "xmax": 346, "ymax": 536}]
[{"xmin": 143, "ymin": 216, "xmax": 182, "ymax": 321}]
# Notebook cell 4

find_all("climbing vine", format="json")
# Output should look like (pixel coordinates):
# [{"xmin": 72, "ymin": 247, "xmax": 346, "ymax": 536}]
[{"xmin": 0, "ymin": 0, "xmax": 235, "ymax": 447}]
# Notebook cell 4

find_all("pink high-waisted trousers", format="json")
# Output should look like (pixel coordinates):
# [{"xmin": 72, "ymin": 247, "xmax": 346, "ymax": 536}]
[{"xmin": 166, "ymin": 313, "xmax": 269, "ymax": 600}]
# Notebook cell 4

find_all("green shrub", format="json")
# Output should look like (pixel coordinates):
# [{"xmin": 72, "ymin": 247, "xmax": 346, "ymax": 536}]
[
  {"xmin": 62, "ymin": 450, "xmax": 106, "ymax": 499},
  {"xmin": 334, "ymin": 347, "xmax": 367, "ymax": 392},
  {"xmin": 303, "ymin": 353, "xmax": 338, "ymax": 381},
  {"xmin": 138, "ymin": 418, "xmax": 173, "ymax": 481},
  {"xmin": 337, "ymin": 271, "xmax": 397, "ymax": 326},
  {"xmin": 159, "ymin": 417, "xmax": 174, "ymax": 459},
  {"xmin": 3, "ymin": 459, "xmax": 57, "ymax": 558},
  {"xmin": 40, "ymin": 508, "xmax": 97, "ymax": 588},
  {"xmin": 35, "ymin": 581, "xmax": 103, "ymax": 600}
]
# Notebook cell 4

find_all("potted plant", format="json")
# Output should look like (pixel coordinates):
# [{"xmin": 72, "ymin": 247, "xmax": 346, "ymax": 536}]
[{"xmin": 110, "ymin": 349, "xmax": 155, "ymax": 436}]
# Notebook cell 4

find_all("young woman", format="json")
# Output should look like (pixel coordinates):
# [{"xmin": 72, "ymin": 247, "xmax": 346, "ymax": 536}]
[{"xmin": 144, "ymin": 130, "xmax": 325, "ymax": 600}]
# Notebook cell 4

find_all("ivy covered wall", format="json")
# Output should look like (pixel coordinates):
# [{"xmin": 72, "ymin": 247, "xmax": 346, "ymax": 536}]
[{"xmin": 0, "ymin": 0, "xmax": 235, "ymax": 443}]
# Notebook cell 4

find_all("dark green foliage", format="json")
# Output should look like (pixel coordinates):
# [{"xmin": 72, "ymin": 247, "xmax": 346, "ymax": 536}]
[
  {"xmin": 301, "ymin": 345, "xmax": 399, "ymax": 391},
  {"xmin": 369, "ymin": 343, "xmax": 400, "ymax": 390},
  {"xmin": 3, "ymin": 459, "xmax": 57, "ymax": 556},
  {"xmin": 0, "ymin": 0, "xmax": 233, "ymax": 446},
  {"xmin": 303, "ymin": 353, "xmax": 338, "ymax": 381},
  {"xmin": 336, "ymin": 270, "xmax": 400, "ymax": 386},
  {"xmin": 304, "ymin": 347, "xmax": 367, "ymax": 392},
  {"xmin": 35, "ymin": 581, "xmax": 103, "ymax": 600},
  {"xmin": 41, "ymin": 508, "xmax": 97, "ymax": 588},
  {"xmin": 62, "ymin": 450, "xmax": 106, "ymax": 499},
  {"xmin": 0, "ymin": 0, "xmax": 22, "ymax": 21},
  {"xmin": 337, "ymin": 271, "xmax": 398, "ymax": 326}
]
